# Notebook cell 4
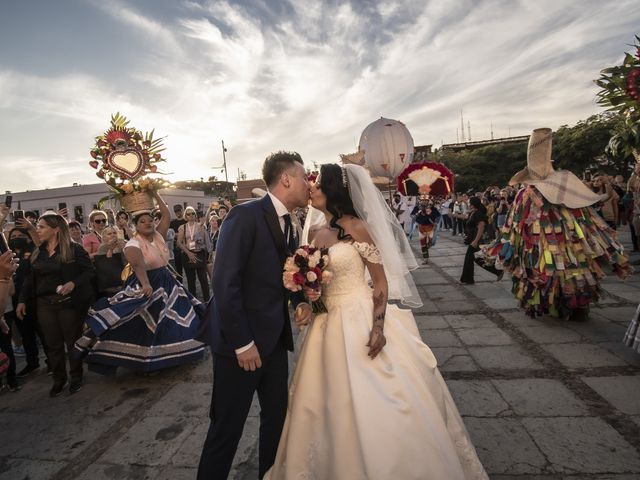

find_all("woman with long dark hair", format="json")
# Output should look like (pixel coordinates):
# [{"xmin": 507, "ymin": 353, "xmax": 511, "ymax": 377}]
[
  {"xmin": 74, "ymin": 193, "xmax": 205, "ymax": 374},
  {"xmin": 17, "ymin": 212, "xmax": 95, "ymax": 397},
  {"xmin": 459, "ymin": 196, "xmax": 502, "ymax": 284},
  {"xmin": 265, "ymin": 163, "xmax": 487, "ymax": 479}
]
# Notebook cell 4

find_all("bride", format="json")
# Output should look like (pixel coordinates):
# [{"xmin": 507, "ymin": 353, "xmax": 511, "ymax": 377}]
[{"xmin": 265, "ymin": 163, "xmax": 488, "ymax": 479}]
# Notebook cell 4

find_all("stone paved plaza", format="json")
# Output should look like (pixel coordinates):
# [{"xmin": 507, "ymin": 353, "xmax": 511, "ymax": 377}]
[{"xmin": 1, "ymin": 229, "xmax": 640, "ymax": 479}]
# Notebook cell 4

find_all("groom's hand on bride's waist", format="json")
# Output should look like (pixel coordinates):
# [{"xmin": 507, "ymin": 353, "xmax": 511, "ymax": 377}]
[{"xmin": 236, "ymin": 344, "xmax": 262, "ymax": 371}]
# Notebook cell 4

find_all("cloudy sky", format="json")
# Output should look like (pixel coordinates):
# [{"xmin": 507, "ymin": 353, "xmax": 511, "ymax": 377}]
[{"xmin": 1, "ymin": 0, "xmax": 639, "ymax": 192}]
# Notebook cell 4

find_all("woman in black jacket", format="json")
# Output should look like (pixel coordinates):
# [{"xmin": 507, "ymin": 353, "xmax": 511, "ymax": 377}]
[
  {"xmin": 460, "ymin": 196, "xmax": 503, "ymax": 284},
  {"xmin": 17, "ymin": 211, "xmax": 95, "ymax": 397}
]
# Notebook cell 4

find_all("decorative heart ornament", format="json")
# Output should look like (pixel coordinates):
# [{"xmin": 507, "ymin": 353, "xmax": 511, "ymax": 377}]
[{"xmin": 106, "ymin": 149, "xmax": 145, "ymax": 179}]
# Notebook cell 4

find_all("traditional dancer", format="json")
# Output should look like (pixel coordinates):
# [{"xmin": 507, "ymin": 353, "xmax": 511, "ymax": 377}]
[
  {"xmin": 412, "ymin": 200, "xmax": 440, "ymax": 264},
  {"xmin": 484, "ymin": 128, "xmax": 631, "ymax": 320},
  {"xmin": 74, "ymin": 114, "xmax": 205, "ymax": 373},
  {"xmin": 74, "ymin": 193, "xmax": 205, "ymax": 373}
]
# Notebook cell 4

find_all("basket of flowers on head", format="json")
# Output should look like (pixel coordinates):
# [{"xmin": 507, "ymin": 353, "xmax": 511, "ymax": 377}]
[{"xmin": 89, "ymin": 113, "xmax": 171, "ymax": 212}]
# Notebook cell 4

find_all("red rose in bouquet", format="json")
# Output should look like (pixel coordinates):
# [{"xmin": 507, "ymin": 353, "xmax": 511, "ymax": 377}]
[{"xmin": 283, "ymin": 245, "xmax": 333, "ymax": 313}]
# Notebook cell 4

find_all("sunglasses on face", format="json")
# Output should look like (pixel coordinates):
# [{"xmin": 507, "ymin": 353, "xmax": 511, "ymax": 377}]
[
  {"xmin": 94, "ymin": 219, "xmax": 107, "ymax": 224},
  {"xmin": 185, "ymin": 212, "xmax": 195, "ymax": 217}
]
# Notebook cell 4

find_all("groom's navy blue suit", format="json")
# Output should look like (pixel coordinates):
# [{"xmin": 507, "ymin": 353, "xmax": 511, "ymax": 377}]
[{"xmin": 197, "ymin": 194, "xmax": 301, "ymax": 480}]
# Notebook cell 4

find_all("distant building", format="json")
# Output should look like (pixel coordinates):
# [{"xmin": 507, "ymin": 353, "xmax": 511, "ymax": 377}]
[
  {"xmin": 440, "ymin": 135, "xmax": 529, "ymax": 152},
  {"xmin": 236, "ymin": 179, "xmax": 267, "ymax": 203},
  {"xmin": 3, "ymin": 183, "xmax": 217, "ymax": 225},
  {"xmin": 414, "ymin": 144, "xmax": 433, "ymax": 162}
]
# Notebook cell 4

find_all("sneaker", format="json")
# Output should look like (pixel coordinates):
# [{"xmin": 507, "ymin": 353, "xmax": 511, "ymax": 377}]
[
  {"xmin": 69, "ymin": 379, "xmax": 83, "ymax": 394},
  {"xmin": 17, "ymin": 364, "xmax": 40, "ymax": 378},
  {"xmin": 49, "ymin": 382, "xmax": 67, "ymax": 398}
]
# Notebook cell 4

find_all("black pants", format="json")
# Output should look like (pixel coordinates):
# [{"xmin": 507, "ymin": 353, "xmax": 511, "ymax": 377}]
[
  {"xmin": 461, "ymin": 244, "xmax": 502, "ymax": 283},
  {"xmin": 460, "ymin": 244, "xmax": 478, "ymax": 283},
  {"xmin": 198, "ymin": 345, "xmax": 288, "ymax": 480},
  {"xmin": 632, "ymin": 223, "xmax": 639, "ymax": 251},
  {"xmin": 0, "ymin": 315, "xmax": 17, "ymax": 386},
  {"xmin": 184, "ymin": 251, "xmax": 211, "ymax": 302},
  {"xmin": 453, "ymin": 217, "xmax": 464, "ymax": 235},
  {"xmin": 442, "ymin": 214, "xmax": 452, "ymax": 229},
  {"xmin": 9, "ymin": 308, "xmax": 46, "ymax": 368},
  {"xmin": 173, "ymin": 248, "xmax": 184, "ymax": 278},
  {"xmin": 37, "ymin": 298, "xmax": 84, "ymax": 385}
]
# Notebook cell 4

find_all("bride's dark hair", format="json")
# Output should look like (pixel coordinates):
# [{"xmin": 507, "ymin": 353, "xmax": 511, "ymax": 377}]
[{"xmin": 319, "ymin": 164, "xmax": 359, "ymax": 240}]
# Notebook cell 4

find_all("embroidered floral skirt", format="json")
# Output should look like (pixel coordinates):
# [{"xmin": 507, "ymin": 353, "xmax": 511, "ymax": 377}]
[{"xmin": 74, "ymin": 266, "xmax": 205, "ymax": 374}]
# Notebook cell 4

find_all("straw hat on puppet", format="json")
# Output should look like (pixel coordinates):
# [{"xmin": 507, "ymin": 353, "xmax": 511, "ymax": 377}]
[{"xmin": 509, "ymin": 128, "xmax": 606, "ymax": 209}]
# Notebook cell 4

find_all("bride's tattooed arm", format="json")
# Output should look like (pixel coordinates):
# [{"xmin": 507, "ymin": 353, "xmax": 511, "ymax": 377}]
[{"xmin": 341, "ymin": 217, "xmax": 389, "ymax": 359}]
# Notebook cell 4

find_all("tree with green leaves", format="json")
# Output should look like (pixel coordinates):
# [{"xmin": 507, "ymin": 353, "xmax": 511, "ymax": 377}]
[
  {"xmin": 434, "ymin": 112, "xmax": 633, "ymax": 192},
  {"xmin": 436, "ymin": 143, "xmax": 527, "ymax": 193},
  {"xmin": 595, "ymin": 35, "xmax": 640, "ymax": 161},
  {"xmin": 552, "ymin": 112, "xmax": 633, "ymax": 176}
]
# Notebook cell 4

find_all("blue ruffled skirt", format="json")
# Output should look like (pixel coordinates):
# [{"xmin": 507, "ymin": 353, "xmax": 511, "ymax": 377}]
[{"xmin": 74, "ymin": 266, "xmax": 206, "ymax": 374}]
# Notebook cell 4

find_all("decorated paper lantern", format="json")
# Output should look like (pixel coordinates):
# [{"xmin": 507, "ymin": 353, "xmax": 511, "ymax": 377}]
[
  {"xmin": 397, "ymin": 162, "xmax": 454, "ymax": 197},
  {"xmin": 359, "ymin": 117, "xmax": 414, "ymax": 179}
]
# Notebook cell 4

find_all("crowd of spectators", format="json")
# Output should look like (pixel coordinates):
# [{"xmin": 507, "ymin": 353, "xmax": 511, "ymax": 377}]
[
  {"xmin": 390, "ymin": 165, "xmax": 640, "ymax": 284},
  {"xmin": 0, "ymin": 197, "xmax": 231, "ymax": 393}
]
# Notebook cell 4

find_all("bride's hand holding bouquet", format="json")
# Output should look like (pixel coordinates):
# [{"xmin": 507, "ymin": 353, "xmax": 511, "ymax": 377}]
[{"xmin": 283, "ymin": 245, "xmax": 332, "ymax": 315}]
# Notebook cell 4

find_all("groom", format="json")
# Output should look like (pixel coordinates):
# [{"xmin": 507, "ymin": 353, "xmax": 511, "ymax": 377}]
[{"xmin": 197, "ymin": 151, "xmax": 312, "ymax": 479}]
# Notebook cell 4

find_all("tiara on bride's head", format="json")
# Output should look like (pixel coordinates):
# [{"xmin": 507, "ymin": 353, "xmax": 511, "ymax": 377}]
[{"xmin": 341, "ymin": 167, "xmax": 349, "ymax": 189}]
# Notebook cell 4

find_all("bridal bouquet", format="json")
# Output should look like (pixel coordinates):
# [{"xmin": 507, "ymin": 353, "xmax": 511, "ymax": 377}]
[{"xmin": 283, "ymin": 245, "xmax": 332, "ymax": 313}]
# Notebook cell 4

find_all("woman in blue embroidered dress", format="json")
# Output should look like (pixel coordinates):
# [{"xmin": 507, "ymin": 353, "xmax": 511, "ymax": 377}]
[{"xmin": 74, "ymin": 192, "xmax": 205, "ymax": 374}]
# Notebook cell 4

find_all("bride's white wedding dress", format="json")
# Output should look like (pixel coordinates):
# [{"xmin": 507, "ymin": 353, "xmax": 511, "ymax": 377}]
[{"xmin": 266, "ymin": 241, "xmax": 488, "ymax": 480}]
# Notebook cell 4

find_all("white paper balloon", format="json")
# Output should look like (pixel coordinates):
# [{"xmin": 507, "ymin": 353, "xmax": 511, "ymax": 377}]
[{"xmin": 359, "ymin": 117, "xmax": 414, "ymax": 179}]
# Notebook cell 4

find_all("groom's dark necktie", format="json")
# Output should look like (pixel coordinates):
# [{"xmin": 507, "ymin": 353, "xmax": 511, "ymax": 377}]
[{"xmin": 283, "ymin": 213, "xmax": 296, "ymax": 254}]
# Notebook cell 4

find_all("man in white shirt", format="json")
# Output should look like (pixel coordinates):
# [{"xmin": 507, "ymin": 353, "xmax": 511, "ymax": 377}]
[{"xmin": 400, "ymin": 195, "xmax": 417, "ymax": 234}]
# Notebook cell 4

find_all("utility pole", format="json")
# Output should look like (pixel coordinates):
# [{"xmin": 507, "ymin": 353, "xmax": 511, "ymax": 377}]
[
  {"xmin": 212, "ymin": 140, "xmax": 230, "ymax": 196},
  {"xmin": 460, "ymin": 110, "xmax": 465, "ymax": 142},
  {"xmin": 221, "ymin": 140, "xmax": 229, "ymax": 185},
  {"xmin": 491, "ymin": 121, "xmax": 494, "ymax": 140},
  {"xmin": 467, "ymin": 121, "xmax": 471, "ymax": 142}
]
